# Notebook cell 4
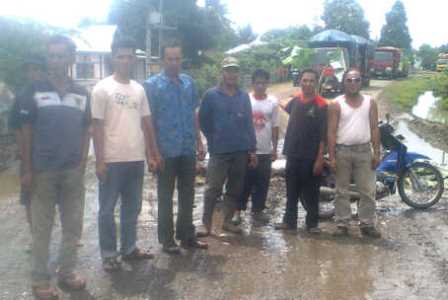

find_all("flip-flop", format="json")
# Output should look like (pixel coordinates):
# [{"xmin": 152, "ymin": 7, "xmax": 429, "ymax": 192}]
[
  {"xmin": 102, "ymin": 256, "xmax": 122, "ymax": 272},
  {"xmin": 57, "ymin": 273, "xmax": 86, "ymax": 290},
  {"xmin": 32, "ymin": 284, "xmax": 59, "ymax": 300},
  {"xmin": 122, "ymin": 248, "xmax": 155, "ymax": 261}
]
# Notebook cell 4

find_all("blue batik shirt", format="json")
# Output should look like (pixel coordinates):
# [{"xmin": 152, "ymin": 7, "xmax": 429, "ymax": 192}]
[{"xmin": 144, "ymin": 72, "xmax": 199, "ymax": 158}]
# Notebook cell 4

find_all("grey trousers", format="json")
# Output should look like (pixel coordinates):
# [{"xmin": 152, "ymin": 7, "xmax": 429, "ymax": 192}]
[
  {"xmin": 334, "ymin": 144, "xmax": 377, "ymax": 226},
  {"xmin": 203, "ymin": 152, "xmax": 248, "ymax": 226},
  {"xmin": 31, "ymin": 166, "xmax": 84, "ymax": 285}
]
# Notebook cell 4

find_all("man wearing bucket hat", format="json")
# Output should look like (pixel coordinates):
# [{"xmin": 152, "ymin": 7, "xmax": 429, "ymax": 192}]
[{"xmin": 198, "ymin": 56, "xmax": 257, "ymax": 235}]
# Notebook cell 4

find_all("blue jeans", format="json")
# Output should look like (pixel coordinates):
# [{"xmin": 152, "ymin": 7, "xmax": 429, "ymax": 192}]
[{"xmin": 98, "ymin": 161, "xmax": 144, "ymax": 259}]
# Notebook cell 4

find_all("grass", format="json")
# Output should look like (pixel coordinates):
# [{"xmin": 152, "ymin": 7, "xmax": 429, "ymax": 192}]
[{"xmin": 382, "ymin": 74, "xmax": 435, "ymax": 110}]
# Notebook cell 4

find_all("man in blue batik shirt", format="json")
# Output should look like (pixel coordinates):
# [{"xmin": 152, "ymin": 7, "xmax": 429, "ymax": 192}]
[{"xmin": 144, "ymin": 42, "xmax": 208, "ymax": 254}]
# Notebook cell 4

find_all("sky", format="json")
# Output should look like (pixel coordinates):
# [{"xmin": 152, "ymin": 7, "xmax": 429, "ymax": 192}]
[{"xmin": 1, "ymin": 0, "xmax": 447, "ymax": 48}]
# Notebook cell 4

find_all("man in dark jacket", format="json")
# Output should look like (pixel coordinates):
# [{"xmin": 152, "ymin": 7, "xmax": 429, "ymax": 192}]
[{"xmin": 199, "ymin": 57, "xmax": 257, "ymax": 235}]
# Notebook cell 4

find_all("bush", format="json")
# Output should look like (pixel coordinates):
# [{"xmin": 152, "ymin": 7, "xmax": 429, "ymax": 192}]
[
  {"xmin": 433, "ymin": 73, "xmax": 448, "ymax": 110},
  {"xmin": 382, "ymin": 75, "xmax": 434, "ymax": 109},
  {"xmin": 0, "ymin": 17, "xmax": 53, "ymax": 93}
]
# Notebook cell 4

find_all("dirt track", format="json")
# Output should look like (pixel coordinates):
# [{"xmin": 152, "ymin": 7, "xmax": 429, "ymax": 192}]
[{"xmin": 1, "ymin": 80, "xmax": 447, "ymax": 300}]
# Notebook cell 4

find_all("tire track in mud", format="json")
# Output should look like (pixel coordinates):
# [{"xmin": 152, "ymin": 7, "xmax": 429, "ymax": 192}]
[{"xmin": 377, "ymin": 200, "xmax": 448, "ymax": 299}]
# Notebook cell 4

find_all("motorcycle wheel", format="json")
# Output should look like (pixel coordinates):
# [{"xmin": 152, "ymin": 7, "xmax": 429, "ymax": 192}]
[{"xmin": 397, "ymin": 161, "xmax": 444, "ymax": 209}]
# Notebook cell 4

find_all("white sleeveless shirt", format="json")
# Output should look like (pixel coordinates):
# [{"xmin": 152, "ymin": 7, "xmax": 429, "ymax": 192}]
[{"xmin": 335, "ymin": 94, "xmax": 372, "ymax": 145}]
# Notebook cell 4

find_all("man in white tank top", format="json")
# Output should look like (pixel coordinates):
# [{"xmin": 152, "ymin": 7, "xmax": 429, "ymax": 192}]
[{"xmin": 327, "ymin": 69, "xmax": 381, "ymax": 238}]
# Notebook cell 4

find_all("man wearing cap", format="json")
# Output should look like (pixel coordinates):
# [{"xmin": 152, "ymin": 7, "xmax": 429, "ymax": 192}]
[{"xmin": 199, "ymin": 56, "xmax": 257, "ymax": 235}]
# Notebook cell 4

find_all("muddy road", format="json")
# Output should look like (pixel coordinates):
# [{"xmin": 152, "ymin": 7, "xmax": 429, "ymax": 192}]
[{"xmin": 1, "ymin": 80, "xmax": 448, "ymax": 300}]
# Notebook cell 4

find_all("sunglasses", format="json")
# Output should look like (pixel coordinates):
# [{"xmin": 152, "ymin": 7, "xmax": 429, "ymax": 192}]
[{"xmin": 346, "ymin": 78, "xmax": 362, "ymax": 83}]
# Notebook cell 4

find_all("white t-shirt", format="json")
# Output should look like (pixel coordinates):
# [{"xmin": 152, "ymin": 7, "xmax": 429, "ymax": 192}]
[
  {"xmin": 91, "ymin": 76, "xmax": 151, "ymax": 163},
  {"xmin": 249, "ymin": 93, "xmax": 280, "ymax": 154}
]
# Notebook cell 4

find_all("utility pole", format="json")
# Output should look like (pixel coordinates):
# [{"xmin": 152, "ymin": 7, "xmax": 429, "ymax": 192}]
[
  {"xmin": 145, "ymin": 9, "xmax": 152, "ymax": 76},
  {"xmin": 145, "ymin": 0, "xmax": 176, "ymax": 76}
]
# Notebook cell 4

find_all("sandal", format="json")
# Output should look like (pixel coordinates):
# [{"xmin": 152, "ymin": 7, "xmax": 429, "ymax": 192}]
[
  {"xmin": 102, "ymin": 256, "xmax": 122, "ymax": 272},
  {"xmin": 122, "ymin": 248, "xmax": 154, "ymax": 261},
  {"xmin": 32, "ymin": 284, "xmax": 59, "ymax": 300},
  {"xmin": 57, "ymin": 272, "xmax": 86, "ymax": 290}
]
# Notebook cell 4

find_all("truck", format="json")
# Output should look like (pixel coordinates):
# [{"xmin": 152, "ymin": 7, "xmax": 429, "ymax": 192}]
[
  {"xmin": 436, "ymin": 53, "xmax": 448, "ymax": 72},
  {"xmin": 370, "ymin": 47, "xmax": 408, "ymax": 79},
  {"xmin": 307, "ymin": 29, "xmax": 373, "ymax": 97}
]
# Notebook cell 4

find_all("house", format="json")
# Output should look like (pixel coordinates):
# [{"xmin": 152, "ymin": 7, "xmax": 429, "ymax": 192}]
[{"xmin": 71, "ymin": 25, "xmax": 153, "ymax": 90}]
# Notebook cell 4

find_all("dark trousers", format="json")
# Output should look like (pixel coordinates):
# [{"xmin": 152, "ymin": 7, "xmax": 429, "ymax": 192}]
[
  {"xmin": 283, "ymin": 157, "xmax": 320, "ymax": 228},
  {"xmin": 203, "ymin": 152, "xmax": 248, "ymax": 226},
  {"xmin": 157, "ymin": 156, "xmax": 196, "ymax": 244},
  {"xmin": 98, "ymin": 161, "xmax": 144, "ymax": 258},
  {"xmin": 239, "ymin": 154, "xmax": 272, "ymax": 212}
]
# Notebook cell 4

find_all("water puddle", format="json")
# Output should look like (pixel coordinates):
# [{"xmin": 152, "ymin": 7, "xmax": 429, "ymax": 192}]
[
  {"xmin": 395, "ymin": 119, "xmax": 446, "ymax": 165},
  {"xmin": 412, "ymin": 91, "xmax": 448, "ymax": 124}
]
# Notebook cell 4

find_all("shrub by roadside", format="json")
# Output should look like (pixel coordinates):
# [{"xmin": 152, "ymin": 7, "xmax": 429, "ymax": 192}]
[{"xmin": 382, "ymin": 74, "xmax": 434, "ymax": 110}]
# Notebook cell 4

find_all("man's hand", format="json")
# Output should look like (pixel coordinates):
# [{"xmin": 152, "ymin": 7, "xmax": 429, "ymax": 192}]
[
  {"xmin": 96, "ymin": 161, "xmax": 107, "ymax": 182},
  {"xmin": 149, "ymin": 152, "xmax": 164, "ymax": 173},
  {"xmin": 372, "ymin": 152, "xmax": 380, "ymax": 170},
  {"xmin": 313, "ymin": 158, "xmax": 324, "ymax": 176},
  {"xmin": 21, "ymin": 170, "xmax": 33, "ymax": 191},
  {"xmin": 197, "ymin": 142, "xmax": 206, "ymax": 161},
  {"xmin": 248, "ymin": 153, "xmax": 258, "ymax": 168},
  {"xmin": 329, "ymin": 158, "xmax": 337, "ymax": 174},
  {"xmin": 271, "ymin": 150, "xmax": 277, "ymax": 162}
]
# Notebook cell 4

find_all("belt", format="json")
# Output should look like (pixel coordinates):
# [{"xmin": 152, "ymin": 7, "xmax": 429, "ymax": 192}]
[{"xmin": 336, "ymin": 143, "xmax": 371, "ymax": 149}]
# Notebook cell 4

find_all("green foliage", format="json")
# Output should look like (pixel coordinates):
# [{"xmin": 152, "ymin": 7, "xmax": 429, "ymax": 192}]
[
  {"xmin": 382, "ymin": 75, "xmax": 434, "ymax": 109},
  {"xmin": 0, "ymin": 17, "xmax": 52, "ymax": 92},
  {"xmin": 108, "ymin": 0, "xmax": 237, "ymax": 64},
  {"xmin": 187, "ymin": 52, "xmax": 223, "ymax": 96},
  {"xmin": 236, "ymin": 44, "xmax": 287, "ymax": 84},
  {"xmin": 262, "ymin": 25, "xmax": 318, "ymax": 47},
  {"xmin": 236, "ymin": 25, "xmax": 257, "ymax": 45},
  {"xmin": 417, "ymin": 44, "xmax": 439, "ymax": 70},
  {"xmin": 433, "ymin": 73, "xmax": 448, "ymax": 110},
  {"xmin": 321, "ymin": 0, "xmax": 370, "ymax": 38},
  {"xmin": 379, "ymin": 1, "xmax": 412, "ymax": 51},
  {"xmin": 289, "ymin": 48, "xmax": 315, "ymax": 69}
]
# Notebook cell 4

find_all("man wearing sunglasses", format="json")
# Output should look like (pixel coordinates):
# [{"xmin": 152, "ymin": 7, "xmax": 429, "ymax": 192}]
[{"xmin": 327, "ymin": 68, "xmax": 381, "ymax": 238}]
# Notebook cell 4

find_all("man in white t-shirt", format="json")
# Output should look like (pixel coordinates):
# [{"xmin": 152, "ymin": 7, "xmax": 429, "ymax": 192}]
[
  {"xmin": 233, "ymin": 69, "xmax": 279, "ymax": 224},
  {"xmin": 91, "ymin": 37, "xmax": 162, "ymax": 271},
  {"xmin": 328, "ymin": 68, "xmax": 381, "ymax": 238}
]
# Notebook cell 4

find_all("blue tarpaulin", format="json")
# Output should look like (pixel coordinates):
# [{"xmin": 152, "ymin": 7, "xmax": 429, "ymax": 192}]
[{"xmin": 308, "ymin": 30, "xmax": 355, "ymax": 48}]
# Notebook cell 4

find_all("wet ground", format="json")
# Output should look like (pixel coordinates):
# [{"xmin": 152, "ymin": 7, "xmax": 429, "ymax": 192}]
[{"xmin": 1, "ymin": 80, "xmax": 448, "ymax": 300}]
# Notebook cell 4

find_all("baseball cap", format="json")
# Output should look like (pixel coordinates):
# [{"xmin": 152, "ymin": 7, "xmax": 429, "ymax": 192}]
[{"xmin": 221, "ymin": 56, "xmax": 240, "ymax": 69}]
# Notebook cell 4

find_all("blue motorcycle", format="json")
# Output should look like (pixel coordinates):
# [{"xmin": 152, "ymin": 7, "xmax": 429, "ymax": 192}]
[{"xmin": 319, "ymin": 120, "xmax": 445, "ymax": 219}]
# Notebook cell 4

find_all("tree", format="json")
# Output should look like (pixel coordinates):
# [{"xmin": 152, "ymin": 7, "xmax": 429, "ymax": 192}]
[
  {"xmin": 439, "ymin": 44, "xmax": 448, "ymax": 53},
  {"xmin": 379, "ymin": 1, "xmax": 412, "ymax": 51},
  {"xmin": 108, "ymin": 0, "xmax": 236, "ymax": 63},
  {"xmin": 321, "ymin": 0, "xmax": 370, "ymax": 38},
  {"xmin": 236, "ymin": 25, "xmax": 257, "ymax": 44},
  {"xmin": 417, "ymin": 44, "xmax": 438, "ymax": 70},
  {"xmin": 262, "ymin": 25, "xmax": 317, "ymax": 47},
  {"xmin": 0, "ymin": 17, "xmax": 52, "ymax": 92}
]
